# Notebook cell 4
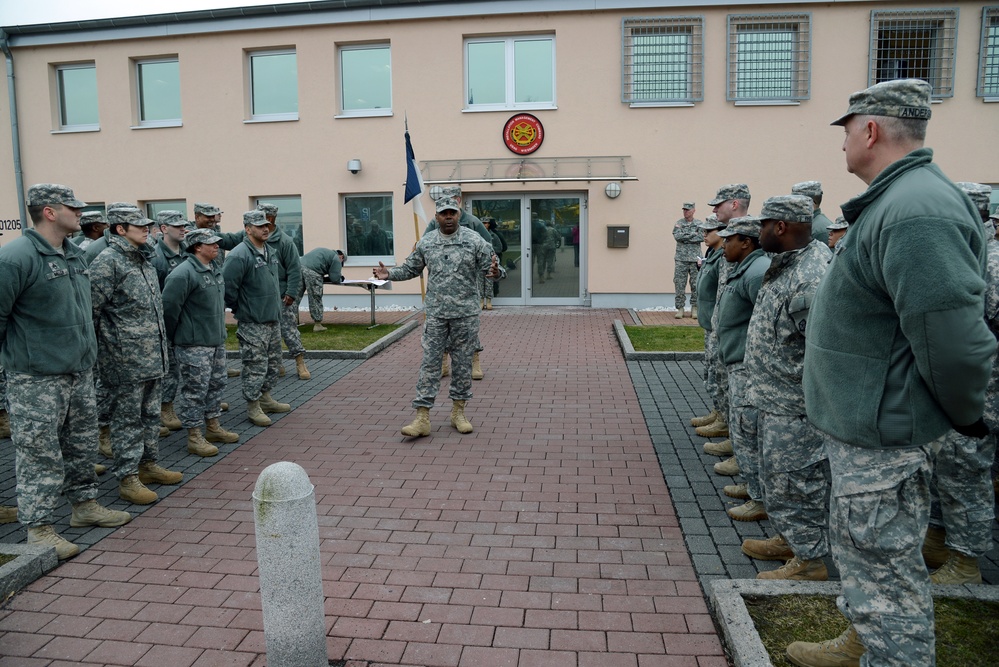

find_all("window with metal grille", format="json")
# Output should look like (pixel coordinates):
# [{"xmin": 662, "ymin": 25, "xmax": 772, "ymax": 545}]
[
  {"xmin": 622, "ymin": 17, "xmax": 703, "ymax": 104},
  {"xmin": 727, "ymin": 14, "xmax": 810, "ymax": 102},
  {"xmin": 870, "ymin": 9, "xmax": 957, "ymax": 98},
  {"xmin": 979, "ymin": 7, "xmax": 999, "ymax": 97}
]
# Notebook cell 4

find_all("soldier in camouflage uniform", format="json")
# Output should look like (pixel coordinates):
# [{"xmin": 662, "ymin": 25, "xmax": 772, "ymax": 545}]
[
  {"xmin": 672, "ymin": 202, "xmax": 703, "ymax": 318},
  {"xmin": 826, "ymin": 216, "xmax": 848, "ymax": 250},
  {"xmin": 151, "ymin": 210, "xmax": 188, "ymax": 434},
  {"xmin": 740, "ymin": 195, "xmax": 832, "ymax": 581},
  {"xmin": 73, "ymin": 211, "xmax": 107, "ymax": 250},
  {"xmin": 374, "ymin": 196, "xmax": 499, "ymax": 436},
  {"xmin": 223, "ymin": 210, "xmax": 291, "ymax": 427},
  {"xmin": 296, "ymin": 247, "xmax": 345, "ymax": 332},
  {"xmin": 690, "ymin": 215, "xmax": 728, "ymax": 450},
  {"xmin": 163, "ymin": 228, "xmax": 239, "ymax": 457},
  {"xmin": 91, "ymin": 207, "xmax": 183, "ymax": 506},
  {"xmin": 1, "ymin": 184, "xmax": 131, "ymax": 558},
  {"xmin": 791, "ymin": 181, "xmax": 834, "ymax": 246}
]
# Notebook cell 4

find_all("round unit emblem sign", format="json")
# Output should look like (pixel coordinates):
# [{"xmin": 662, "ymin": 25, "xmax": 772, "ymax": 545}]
[{"xmin": 503, "ymin": 113, "xmax": 544, "ymax": 155}]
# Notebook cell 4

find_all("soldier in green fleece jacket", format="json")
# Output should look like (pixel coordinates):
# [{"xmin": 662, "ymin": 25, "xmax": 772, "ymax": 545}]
[{"xmin": 791, "ymin": 80, "xmax": 995, "ymax": 667}]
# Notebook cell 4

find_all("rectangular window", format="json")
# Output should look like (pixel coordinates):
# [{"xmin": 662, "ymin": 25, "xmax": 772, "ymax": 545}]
[
  {"xmin": 249, "ymin": 49, "xmax": 298, "ymax": 120},
  {"xmin": 465, "ymin": 36, "xmax": 555, "ymax": 110},
  {"xmin": 979, "ymin": 7, "xmax": 999, "ymax": 98},
  {"xmin": 255, "ymin": 196, "xmax": 303, "ymax": 255},
  {"xmin": 727, "ymin": 14, "xmax": 810, "ymax": 102},
  {"xmin": 136, "ymin": 58, "xmax": 181, "ymax": 126},
  {"xmin": 344, "ymin": 194, "xmax": 394, "ymax": 263},
  {"xmin": 870, "ymin": 9, "xmax": 958, "ymax": 98},
  {"xmin": 56, "ymin": 63, "xmax": 99, "ymax": 130},
  {"xmin": 145, "ymin": 200, "xmax": 187, "ymax": 220},
  {"xmin": 622, "ymin": 17, "xmax": 703, "ymax": 104},
  {"xmin": 339, "ymin": 44, "xmax": 391, "ymax": 116}
]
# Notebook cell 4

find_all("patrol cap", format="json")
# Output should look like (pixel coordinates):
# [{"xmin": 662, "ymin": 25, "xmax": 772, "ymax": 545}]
[
  {"xmin": 442, "ymin": 186, "xmax": 462, "ymax": 198},
  {"xmin": 156, "ymin": 210, "xmax": 187, "ymax": 227},
  {"xmin": 955, "ymin": 182, "xmax": 993, "ymax": 217},
  {"xmin": 256, "ymin": 203, "xmax": 279, "ymax": 217},
  {"xmin": 682, "ymin": 202, "xmax": 695, "ymax": 210},
  {"xmin": 243, "ymin": 210, "xmax": 268, "ymax": 226},
  {"xmin": 708, "ymin": 184, "xmax": 751, "ymax": 206},
  {"xmin": 791, "ymin": 181, "xmax": 822, "ymax": 198},
  {"xmin": 759, "ymin": 195, "xmax": 814, "ymax": 224},
  {"xmin": 990, "ymin": 208, "xmax": 999, "ymax": 221},
  {"xmin": 80, "ymin": 211, "xmax": 106, "ymax": 226},
  {"xmin": 699, "ymin": 214, "xmax": 725, "ymax": 231},
  {"xmin": 194, "ymin": 202, "xmax": 221, "ymax": 216},
  {"xmin": 26, "ymin": 183, "xmax": 87, "ymax": 209},
  {"xmin": 436, "ymin": 196, "xmax": 460, "ymax": 213},
  {"xmin": 185, "ymin": 228, "xmax": 222, "ymax": 251},
  {"xmin": 107, "ymin": 201, "xmax": 136, "ymax": 211},
  {"xmin": 828, "ymin": 216, "xmax": 849, "ymax": 231},
  {"xmin": 717, "ymin": 215, "xmax": 761, "ymax": 239},
  {"xmin": 108, "ymin": 207, "xmax": 154, "ymax": 227},
  {"xmin": 831, "ymin": 78, "xmax": 932, "ymax": 127}
]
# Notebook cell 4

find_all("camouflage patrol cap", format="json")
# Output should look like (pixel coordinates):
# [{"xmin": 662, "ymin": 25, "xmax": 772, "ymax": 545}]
[
  {"xmin": 442, "ymin": 186, "xmax": 462, "ymax": 198},
  {"xmin": 184, "ymin": 228, "xmax": 222, "ymax": 251},
  {"xmin": 26, "ymin": 183, "xmax": 87, "ymax": 208},
  {"xmin": 80, "ymin": 211, "xmax": 106, "ymax": 226},
  {"xmin": 243, "ymin": 210, "xmax": 268, "ymax": 226},
  {"xmin": 436, "ymin": 196, "xmax": 461, "ymax": 213},
  {"xmin": 698, "ymin": 214, "xmax": 725, "ymax": 231},
  {"xmin": 156, "ymin": 210, "xmax": 187, "ymax": 227},
  {"xmin": 828, "ymin": 216, "xmax": 849, "ymax": 231},
  {"xmin": 682, "ymin": 202, "xmax": 695, "ymax": 210},
  {"xmin": 831, "ymin": 79, "xmax": 932, "ymax": 127},
  {"xmin": 194, "ymin": 202, "xmax": 221, "ymax": 216},
  {"xmin": 991, "ymin": 208, "xmax": 999, "ymax": 221},
  {"xmin": 717, "ymin": 215, "xmax": 761, "ymax": 239},
  {"xmin": 955, "ymin": 182, "xmax": 993, "ymax": 217},
  {"xmin": 791, "ymin": 181, "xmax": 822, "ymax": 198},
  {"xmin": 107, "ymin": 207, "xmax": 154, "ymax": 227},
  {"xmin": 759, "ymin": 195, "xmax": 814, "ymax": 224},
  {"xmin": 708, "ymin": 184, "xmax": 750, "ymax": 206},
  {"xmin": 107, "ymin": 202, "xmax": 136, "ymax": 211},
  {"xmin": 256, "ymin": 203, "xmax": 279, "ymax": 217}
]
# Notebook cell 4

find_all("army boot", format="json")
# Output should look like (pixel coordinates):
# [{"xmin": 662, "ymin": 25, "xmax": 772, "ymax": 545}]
[
  {"xmin": 922, "ymin": 525, "xmax": 950, "ymax": 570},
  {"xmin": 402, "ymin": 407, "xmax": 431, "ymax": 437},
  {"xmin": 70, "ymin": 500, "xmax": 131, "ymax": 528},
  {"xmin": 690, "ymin": 409, "xmax": 719, "ymax": 427},
  {"xmin": 186, "ymin": 428, "xmax": 219, "ymax": 457},
  {"xmin": 481, "ymin": 297, "xmax": 486, "ymax": 310},
  {"xmin": 714, "ymin": 456, "xmax": 740, "ymax": 476},
  {"xmin": 471, "ymin": 352, "xmax": 484, "ymax": 380},
  {"xmin": 278, "ymin": 364, "xmax": 286, "ymax": 377},
  {"xmin": 27, "ymin": 525, "xmax": 79, "ymax": 560},
  {"xmin": 295, "ymin": 354, "xmax": 311, "ymax": 380},
  {"xmin": 724, "ymin": 482, "xmax": 750, "ymax": 499},
  {"xmin": 221, "ymin": 402, "xmax": 229, "ymax": 412},
  {"xmin": 484, "ymin": 297, "xmax": 493, "ymax": 310},
  {"xmin": 259, "ymin": 392, "xmax": 291, "ymax": 413},
  {"xmin": 441, "ymin": 356, "xmax": 450, "ymax": 377},
  {"xmin": 0, "ymin": 409, "xmax": 10, "ymax": 438},
  {"xmin": 786, "ymin": 625, "xmax": 865, "ymax": 667},
  {"xmin": 728, "ymin": 499, "xmax": 767, "ymax": 522},
  {"xmin": 674, "ymin": 310, "xmax": 683, "ymax": 319},
  {"xmin": 159, "ymin": 425, "xmax": 170, "ymax": 438},
  {"xmin": 696, "ymin": 415, "xmax": 729, "ymax": 438},
  {"xmin": 313, "ymin": 322, "xmax": 327, "ymax": 332},
  {"xmin": 94, "ymin": 463, "xmax": 107, "ymax": 476},
  {"xmin": 930, "ymin": 552, "xmax": 982, "ymax": 585},
  {"xmin": 704, "ymin": 439, "xmax": 733, "ymax": 456},
  {"xmin": 450, "ymin": 400, "xmax": 474, "ymax": 434},
  {"xmin": 691, "ymin": 305, "xmax": 698, "ymax": 319},
  {"xmin": 99, "ymin": 425, "xmax": 113, "ymax": 458},
  {"xmin": 160, "ymin": 402, "xmax": 182, "ymax": 431},
  {"xmin": 119, "ymin": 475, "xmax": 158, "ymax": 505},
  {"xmin": 247, "ymin": 400, "xmax": 272, "ymax": 427},
  {"xmin": 205, "ymin": 418, "xmax": 239, "ymax": 444},
  {"xmin": 139, "ymin": 461, "xmax": 184, "ymax": 484},
  {"xmin": 758, "ymin": 555, "xmax": 829, "ymax": 581},
  {"xmin": 742, "ymin": 534, "xmax": 793, "ymax": 561},
  {"xmin": 227, "ymin": 366, "xmax": 241, "ymax": 378},
  {"xmin": 0, "ymin": 505, "xmax": 18, "ymax": 524}
]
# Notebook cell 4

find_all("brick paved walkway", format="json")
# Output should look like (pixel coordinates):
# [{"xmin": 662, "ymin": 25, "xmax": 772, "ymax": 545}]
[{"xmin": 0, "ymin": 309, "xmax": 728, "ymax": 667}]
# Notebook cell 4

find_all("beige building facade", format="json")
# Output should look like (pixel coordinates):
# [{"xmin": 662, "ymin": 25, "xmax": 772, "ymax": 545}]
[{"xmin": 1, "ymin": 0, "xmax": 997, "ymax": 308}]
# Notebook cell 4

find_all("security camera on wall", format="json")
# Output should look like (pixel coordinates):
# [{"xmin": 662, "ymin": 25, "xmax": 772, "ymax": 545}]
[{"xmin": 347, "ymin": 159, "xmax": 362, "ymax": 175}]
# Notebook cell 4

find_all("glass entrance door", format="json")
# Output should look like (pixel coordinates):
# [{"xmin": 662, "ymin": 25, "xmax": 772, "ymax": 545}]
[{"xmin": 469, "ymin": 194, "xmax": 585, "ymax": 306}]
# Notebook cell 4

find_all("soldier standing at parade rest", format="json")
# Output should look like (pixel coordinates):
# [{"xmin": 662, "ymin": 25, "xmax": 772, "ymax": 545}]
[
  {"xmin": 151, "ymin": 210, "xmax": 189, "ymax": 435},
  {"xmin": 826, "ymin": 216, "xmax": 849, "ymax": 250},
  {"xmin": 73, "ymin": 211, "xmax": 108, "ymax": 249},
  {"xmin": 672, "ymin": 202, "xmax": 703, "ymax": 318},
  {"xmin": 0, "ymin": 184, "xmax": 131, "ymax": 559},
  {"xmin": 374, "ymin": 196, "xmax": 499, "ymax": 437},
  {"xmin": 792, "ymin": 79, "xmax": 995, "ymax": 667},
  {"xmin": 791, "ymin": 181, "xmax": 834, "ymax": 245},
  {"xmin": 297, "ymin": 247, "xmax": 346, "ymax": 332}
]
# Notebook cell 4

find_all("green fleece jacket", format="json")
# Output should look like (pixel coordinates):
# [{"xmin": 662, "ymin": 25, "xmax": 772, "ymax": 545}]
[
  {"xmin": 162, "ymin": 255, "xmax": 227, "ymax": 347},
  {"xmin": 222, "ymin": 239, "xmax": 282, "ymax": 323},
  {"xmin": 696, "ymin": 247, "xmax": 724, "ymax": 331},
  {"xmin": 715, "ymin": 248, "xmax": 770, "ymax": 365},
  {"xmin": 804, "ymin": 148, "xmax": 995, "ymax": 449}
]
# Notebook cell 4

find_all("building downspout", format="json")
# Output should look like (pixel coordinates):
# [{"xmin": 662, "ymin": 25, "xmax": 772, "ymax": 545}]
[{"xmin": 0, "ymin": 29, "xmax": 26, "ymax": 233}]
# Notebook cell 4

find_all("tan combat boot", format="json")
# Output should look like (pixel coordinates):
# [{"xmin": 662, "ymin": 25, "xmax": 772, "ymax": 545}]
[
  {"xmin": 758, "ymin": 555, "xmax": 829, "ymax": 581},
  {"xmin": 786, "ymin": 625, "xmax": 865, "ymax": 667},
  {"xmin": 742, "ymin": 534, "xmax": 794, "ymax": 561},
  {"xmin": 0, "ymin": 505, "xmax": 18, "ymax": 524},
  {"xmin": 186, "ymin": 428, "xmax": 219, "ymax": 457},
  {"xmin": 119, "ymin": 475, "xmax": 158, "ymax": 505},
  {"xmin": 441, "ymin": 356, "xmax": 450, "ymax": 377},
  {"xmin": 259, "ymin": 392, "xmax": 291, "ymax": 413},
  {"xmin": 704, "ymin": 439, "xmax": 733, "ymax": 456},
  {"xmin": 94, "ymin": 463, "xmax": 107, "ymax": 476},
  {"xmin": 313, "ymin": 322, "xmax": 327, "ymax": 332},
  {"xmin": 99, "ymin": 425, "xmax": 113, "ymax": 458},
  {"xmin": 221, "ymin": 402, "xmax": 229, "ymax": 412},
  {"xmin": 247, "ymin": 400, "xmax": 272, "ymax": 427},
  {"xmin": 139, "ymin": 461, "xmax": 184, "ymax": 484},
  {"xmin": 70, "ymin": 500, "xmax": 131, "ymax": 528},
  {"xmin": 930, "ymin": 552, "xmax": 983, "ymax": 585},
  {"xmin": 714, "ymin": 456, "xmax": 740, "ymax": 476},
  {"xmin": 27, "ymin": 525, "xmax": 79, "ymax": 560},
  {"xmin": 401, "ymin": 407, "xmax": 431, "ymax": 437},
  {"xmin": 205, "ymin": 418, "xmax": 239, "ymax": 444},
  {"xmin": 481, "ymin": 297, "xmax": 486, "ymax": 310},
  {"xmin": 484, "ymin": 298, "xmax": 493, "ymax": 310},
  {"xmin": 728, "ymin": 499, "xmax": 767, "ymax": 522},
  {"xmin": 690, "ymin": 409, "xmax": 719, "ymax": 427},
  {"xmin": 696, "ymin": 415, "xmax": 729, "ymax": 438},
  {"xmin": 450, "ymin": 400, "xmax": 474, "ymax": 434},
  {"xmin": 159, "ymin": 425, "xmax": 171, "ymax": 437},
  {"xmin": 160, "ymin": 402, "xmax": 182, "ymax": 431},
  {"xmin": 227, "ymin": 366, "xmax": 241, "ymax": 377},
  {"xmin": 922, "ymin": 525, "xmax": 950, "ymax": 570},
  {"xmin": 471, "ymin": 352, "xmax": 484, "ymax": 380},
  {"xmin": 0, "ymin": 409, "xmax": 10, "ymax": 438},
  {"xmin": 295, "ymin": 354, "xmax": 311, "ymax": 380},
  {"xmin": 724, "ymin": 482, "xmax": 750, "ymax": 499},
  {"xmin": 674, "ymin": 310, "xmax": 683, "ymax": 319},
  {"xmin": 278, "ymin": 364, "xmax": 286, "ymax": 377},
  {"xmin": 691, "ymin": 305, "xmax": 698, "ymax": 319}
]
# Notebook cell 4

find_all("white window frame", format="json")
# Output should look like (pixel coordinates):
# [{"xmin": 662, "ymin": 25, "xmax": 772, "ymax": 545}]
[
  {"xmin": 869, "ymin": 8, "xmax": 958, "ymax": 99},
  {"xmin": 727, "ymin": 14, "xmax": 811, "ymax": 105},
  {"xmin": 134, "ymin": 57, "xmax": 182, "ymax": 128},
  {"xmin": 342, "ymin": 193, "xmax": 395, "ymax": 266},
  {"xmin": 622, "ymin": 16, "xmax": 704, "ymax": 106},
  {"xmin": 464, "ymin": 35, "xmax": 556, "ymax": 112},
  {"xmin": 978, "ymin": 7, "xmax": 999, "ymax": 99},
  {"xmin": 337, "ymin": 43, "xmax": 392, "ymax": 118},
  {"xmin": 54, "ymin": 62, "xmax": 99, "ymax": 132},
  {"xmin": 247, "ymin": 48, "xmax": 299, "ymax": 123}
]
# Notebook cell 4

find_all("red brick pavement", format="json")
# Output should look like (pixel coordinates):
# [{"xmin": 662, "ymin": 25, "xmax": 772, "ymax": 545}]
[{"xmin": 0, "ymin": 308, "xmax": 726, "ymax": 667}]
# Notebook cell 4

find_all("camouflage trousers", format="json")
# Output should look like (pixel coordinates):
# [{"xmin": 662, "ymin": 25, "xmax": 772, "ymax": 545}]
[
  {"xmin": 759, "ymin": 411, "xmax": 830, "ymax": 560},
  {"xmin": 108, "ymin": 378, "xmax": 162, "ymax": 479},
  {"xmin": 298, "ymin": 267, "xmax": 325, "ymax": 324},
  {"xmin": 280, "ymin": 301, "xmax": 306, "ymax": 358},
  {"xmin": 826, "ymin": 434, "xmax": 936, "ymax": 667},
  {"xmin": 929, "ymin": 431, "xmax": 996, "ymax": 557},
  {"xmin": 0, "ymin": 364, "xmax": 6, "ymax": 409},
  {"xmin": 96, "ymin": 373, "xmax": 110, "ymax": 427},
  {"xmin": 161, "ymin": 343, "xmax": 179, "ymax": 403},
  {"xmin": 237, "ymin": 321, "xmax": 281, "ymax": 401},
  {"xmin": 175, "ymin": 345, "xmax": 227, "ymax": 429},
  {"xmin": 6, "ymin": 370, "xmax": 99, "ymax": 526},
  {"xmin": 709, "ymin": 331, "xmax": 729, "ymax": 416},
  {"xmin": 673, "ymin": 260, "xmax": 698, "ymax": 311},
  {"xmin": 726, "ymin": 363, "xmax": 761, "ymax": 501},
  {"xmin": 414, "ymin": 315, "xmax": 479, "ymax": 409},
  {"xmin": 536, "ymin": 246, "xmax": 555, "ymax": 279}
]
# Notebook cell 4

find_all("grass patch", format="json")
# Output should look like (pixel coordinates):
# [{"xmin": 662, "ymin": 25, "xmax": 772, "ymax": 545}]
[
  {"xmin": 746, "ymin": 594, "xmax": 999, "ymax": 667},
  {"xmin": 225, "ymin": 323, "xmax": 401, "ymax": 351},
  {"xmin": 624, "ymin": 325, "xmax": 705, "ymax": 352},
  {"xmin": 0, "ymin": 553, "xmax": 15, "ymax": 567}
]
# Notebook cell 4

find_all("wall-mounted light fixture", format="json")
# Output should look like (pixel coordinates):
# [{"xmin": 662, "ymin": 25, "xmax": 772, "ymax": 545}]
[
  {"xmin": 347, "ymin": 159, "xmax": 362, "ymax": 174},
  {"xmin": 605, "ymin": 182, "xmax": 622, "ymax": 199}
]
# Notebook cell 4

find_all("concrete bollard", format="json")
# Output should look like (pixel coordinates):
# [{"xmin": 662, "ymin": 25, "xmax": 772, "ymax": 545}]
[{"xmin": 253, "ymin": 461, "xmax": 328, "ymax": 666}]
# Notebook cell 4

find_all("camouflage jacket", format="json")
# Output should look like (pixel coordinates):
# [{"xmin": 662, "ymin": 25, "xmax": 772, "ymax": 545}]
[
  {"xmin": 673, "ymin": 218, "xmax": 704, "ymax": 262},
  {"xmin": 386, "ymin": 226, "xmax": 493, "ymax": 318},
  {"xmin": 983, "ymin": 238, "xmax": 999, "ymax": 430},
  {"xmin": 745, "ymin": 240, "xmax": 831, "ymax": 415},
  {"xmin": 89, "ymin": 235, "xmax": 169, "ymax": 385}
]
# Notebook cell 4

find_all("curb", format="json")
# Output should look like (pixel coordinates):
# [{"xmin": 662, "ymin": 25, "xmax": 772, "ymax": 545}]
[
  {"xmin": 225, "ymin": 319, "xmax": 420, "ymax": 360},
  {"xmin": 612, "ymin": 319, "xmax": 704, "ymax": 361},
  {"xmin": 0, "ymin": 543, "xmax": 58, "ymax": 601}
]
